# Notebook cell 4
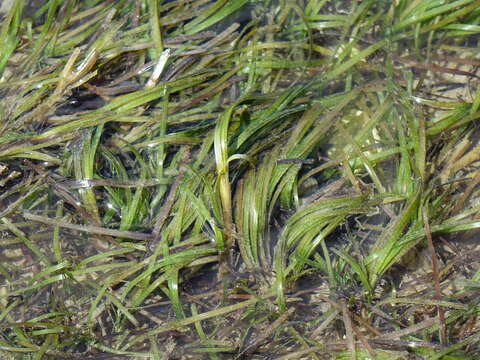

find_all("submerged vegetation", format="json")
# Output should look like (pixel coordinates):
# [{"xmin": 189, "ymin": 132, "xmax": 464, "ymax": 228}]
[{"xmin": 1, "ymin": 0, "xmax": 480, "ymax": 358}]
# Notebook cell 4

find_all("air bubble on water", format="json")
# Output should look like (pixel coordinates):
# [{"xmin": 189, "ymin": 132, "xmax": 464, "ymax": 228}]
[{"xmin": 78, "ymin": 179, "xmax": 91, "ymax": 188}]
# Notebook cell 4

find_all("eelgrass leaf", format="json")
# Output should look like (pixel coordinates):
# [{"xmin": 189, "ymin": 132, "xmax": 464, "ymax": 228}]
[
  {"xmin": 367, "ymin": 189, "xmax": 421, "ymax": 286},
  {"xmin": 184, "ymin": 0, "xmax": 249, "ymax": 35},
  {"xmin": 393, "ymin": 0, "xmax": 480, "ymax": 32},
  {"xmin": 0, "ymin": 0, "xmax": 23, "ymax": 78}
]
